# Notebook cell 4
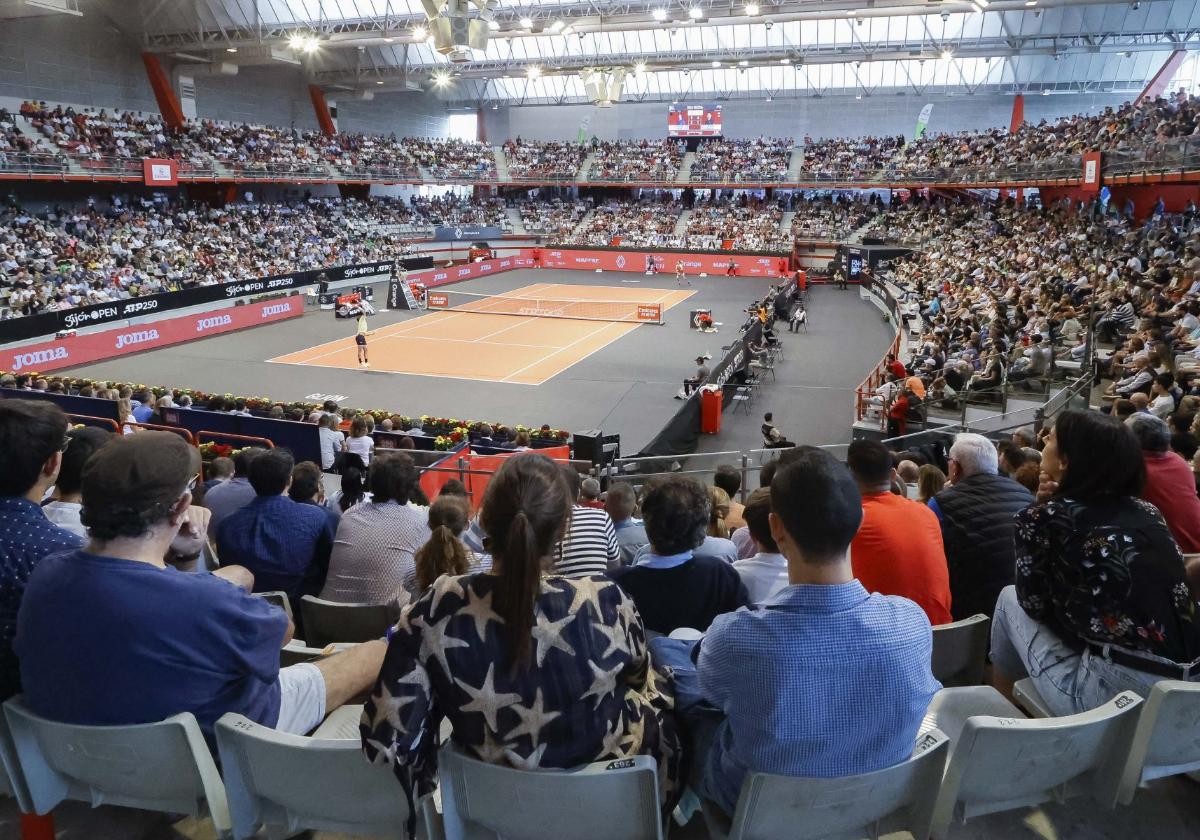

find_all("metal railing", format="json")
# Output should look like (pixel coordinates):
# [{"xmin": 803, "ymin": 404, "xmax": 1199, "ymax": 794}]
[{"xmin": 1102, "ymin": 138, "xmax": 1200, "ymax": 178}]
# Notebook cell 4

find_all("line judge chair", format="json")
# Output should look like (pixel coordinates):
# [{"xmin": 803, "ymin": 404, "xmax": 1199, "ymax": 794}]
[
  {"xmin": 3, "ymin": 697, "xmax": 231, "ymax": 837},
  {"xmin": 433, "ymin": 743, "xmax": 664, "ymax": 840},
  {"xmin": 701, "ymin": 729, "xmax": 950, "ymax": 840}
]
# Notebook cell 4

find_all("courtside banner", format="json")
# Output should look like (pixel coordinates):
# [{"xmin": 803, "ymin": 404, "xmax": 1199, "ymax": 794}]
[
  {"xmin": 0, "ymin": 260, "xmax": 392, "ymax": 344},
  {"xmin": 0, "ymin": 295, "xmax": 302, "ymax": 375},
  {"xmin": 534, "ymin": 248, "xmax": 787, "ymax": 277},
  {"xmin": 409, "ymin": 255, "xmax": 536, "ymax": 290}
]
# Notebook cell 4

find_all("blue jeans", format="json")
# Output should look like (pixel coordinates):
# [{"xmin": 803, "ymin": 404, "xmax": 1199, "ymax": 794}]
[
  {"xmin": 649, "ymin": 637, "xmax": 725, "ymax": 796},
  {"xmin": 990, "ymin": 585, "xmax": 1171, "ymax": 716}
]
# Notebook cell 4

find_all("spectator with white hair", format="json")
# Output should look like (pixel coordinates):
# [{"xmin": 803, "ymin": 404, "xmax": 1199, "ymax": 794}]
[
  {"xmin": 1127, "ymin": 412, "xmax": 1200, "ymax": 554},
  {"xmin": 929, "ymin": 432, "xmax": 1034, "ymax": 620}
]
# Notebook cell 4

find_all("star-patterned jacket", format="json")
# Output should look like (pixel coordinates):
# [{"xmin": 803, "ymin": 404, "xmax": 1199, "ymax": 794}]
[{"xmin": 360, "ymin": 572, "xmax": 682, "ymax": 826}]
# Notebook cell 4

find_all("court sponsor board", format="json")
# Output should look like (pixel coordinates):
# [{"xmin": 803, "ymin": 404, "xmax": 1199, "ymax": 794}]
[
  {"xmin": 0, "ymin": 296, "xmax": 303, "ymax": 374},
  {"xmin": 534, "ymin": 248, "xmax": 786, "ymax": 277},
  {"xmin": 0, "ymin": 260, "xmax": 391, "ymax": 344}
]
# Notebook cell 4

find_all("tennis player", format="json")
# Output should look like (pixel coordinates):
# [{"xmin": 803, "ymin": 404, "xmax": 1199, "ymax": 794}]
[
  {"xmin": 675, "ymin": 260, "xmax": 689, "ymax": 287},
  {"xmin": 356, "ymin": 311, "xmax": 370, "ymax": 369}
]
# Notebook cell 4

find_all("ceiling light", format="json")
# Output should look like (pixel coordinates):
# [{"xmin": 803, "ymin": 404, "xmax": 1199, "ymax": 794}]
[
  {"xmin": 765, "ymin": 96, "xmax": 772, "ymax": 102},
  {"xmin": 488, "ymin": 19, "xmax": 500, "ymax": 31},
  {"xmin": 711, "ymin": 60, "xmax": 722, "ymax": 68},
  {"xmin": 383, "ymin": 36, "xmax": 394, "ymax": 42},
  {"xmin": 492, "ymin": 103, "xmax": 499, "ymax": 109},
  {"xmin": 634, "ymin": 61, "xmax": 647, "ymax": 73},
  {"xmin": 780, "ymin": 57, "xmax": 789, "ymax": 64},
  {"xmin": 548, "ymin": 20, "xmax": 565, "ymax": 32},
  {"xmin": 519, "ymin": 16, "xmax": 533, "ymax": 28},
  {"xmin": 1024, "ymin": 0, "xmax": 1037, "ymax": 5},
  {"xmin": 940, "ymin": 49, "xmax": 954, "ymax": 61},
  {"xmin": 432, "ymin": 72, "xmax": 451, "ymax": 86},
  {"xmin": 226, "ymin": 47, "xmax": 238, "ymax": 53},
  {"xmin": 300, "ymin": 35, "xmax": 319, "ymax": 53},
  {"xmin": 376, "ymin": 80, "xmax": 383, "ymax": 85},
  {"xmin": 848, "ymin": 9, "xmax": 857, "ymax": 15},
  {"xmin": 527, "ymin": 65, "xmax": 542, "ymax": 78},
  {"xmin": 561, "ymin": 24, "xmax": 574, "ymax": 35},
  {"xmin": 738, "ymin": 59, "xmax": 750, "ymax": 67},
  {"xmin": 856, "ymin": 94, "xmax": 862, "ymax": 100},
  {"xmin": 1042, "ymin": 89, "xmax": 1051, "ymax": 95},
  {"xmin": 688, "ymin": 7, "xmax": 704, "ymax": 19},
  {"xmin": 412, "ymin": 25, "xmax": 427, "ymax": 40},
  {"xmin": 745, "ymin": 2, "xmax": 760, "ymax": 14},
  {"xmin": 969, "ymin": 0, "xmax": 988, "ymax": 11},
  {"xmin": 287, "ymin": 34, "xmax": 304, "ymax": 50},
  {"xmin": 652, "ymin": 8, "xmax": 668, "ymax": 21}
]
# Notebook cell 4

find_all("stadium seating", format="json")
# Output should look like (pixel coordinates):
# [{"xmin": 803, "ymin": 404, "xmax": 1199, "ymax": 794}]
[
  {"xmin": 436, "ymin": 743, "xmax": 665, "ymax": 839},
  {"xmin": 1116, "ymin": 680, "xmax": 1200, "ymax": 804},
  {"xmin": 3, "ymin": 697, "xmax": 232, "ymax": 836},
  {"xmin": 930, "ymin": 615, "xmax": 991, "ymax": 687},
  {"xmin": 701, "ymin": 729, "xmax": 950, "ymax": 840},
  {"xmin": 923, "ymin": 687, "xmax": 1144, "ymax": 836},
  {"xmin": 298, "ymin": 595, "xmax": 399, "ymax": 647},
  {"xmin": 216, "ymin": 712, "xmax": 420, "ymax": 840}
]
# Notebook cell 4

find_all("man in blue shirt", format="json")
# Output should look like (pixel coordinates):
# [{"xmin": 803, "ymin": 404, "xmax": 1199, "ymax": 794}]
[
  {"xmin": 16, "ymin": 432, "xmax": 385, "ymax": 744},
  {"xmin": 217, "ymin": 448, "xmax": 335, "ymax": 606},
  {"xmin": 204, "ymin": 447, "xmax": 262, "ymax": 537},
  {"xmin": 653, "ymin": 449, "xmax": 940, "ymax": 816},
  {"xmin": 0, "ymin": 399, "xmax": 82, "ymax": 701},
  {"xmin": 131, "ymin": 388, "xmax": 155, "ymax": 424}
]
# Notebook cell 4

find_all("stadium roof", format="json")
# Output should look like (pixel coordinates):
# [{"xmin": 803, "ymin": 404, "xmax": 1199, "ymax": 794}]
[{"xmin": 93, "ymin": 0, "xmax": 1200, "ymax": 104}]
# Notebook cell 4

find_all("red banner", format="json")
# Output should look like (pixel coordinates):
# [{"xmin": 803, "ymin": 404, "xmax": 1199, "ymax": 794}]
[
  {"xmin": 417, "ymin": 446, "xmax": 571, "ymax": 513},
  {"xmin": 1081, "ymin": 151, "xmax": 1102, "ymax": 194},
  {"xmin": 142, "ymin": 158, "xmax": 178, "ymax": 186},
  {"xmin": 532, "ymin": 248, "xmax": 787, "ymax": 278},
  {"xmin": 406, "ymin": 254, "xmax": 537, "ymax": 290},
  {"xmin": 1, "ymin": 295, "xmax": 303, "ymax": 375}
]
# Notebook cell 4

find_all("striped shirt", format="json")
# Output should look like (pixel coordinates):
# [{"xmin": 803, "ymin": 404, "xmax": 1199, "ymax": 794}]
[{"xmin": 552, "ymin": 505, "xmax": 620, "ymax": 578}]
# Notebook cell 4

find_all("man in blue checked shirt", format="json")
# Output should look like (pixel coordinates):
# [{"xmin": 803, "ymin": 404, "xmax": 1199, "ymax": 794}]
[{"xmin": 651, "ymin": 448, "xmax": 940, "ymax": 816}]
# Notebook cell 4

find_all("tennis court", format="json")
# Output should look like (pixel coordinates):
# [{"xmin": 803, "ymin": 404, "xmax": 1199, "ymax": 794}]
[{"xmin": 269, "ymin": 283, "xmax": 695, "ymax": 385}]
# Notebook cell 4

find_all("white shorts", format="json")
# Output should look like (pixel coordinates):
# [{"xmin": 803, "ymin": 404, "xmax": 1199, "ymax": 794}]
[{"xmin": 276, "ymin": 663, "xmax": 327, "ymax": 735}]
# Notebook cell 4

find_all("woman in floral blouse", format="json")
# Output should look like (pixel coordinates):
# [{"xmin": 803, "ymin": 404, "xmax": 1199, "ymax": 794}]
[
  {"xmin": 991, "ymin": 409, "xmax": 1200, "ymax": 716},
  {"xmin": 360, "ymin": 453, "xmax": 681, "ymax": 836}
]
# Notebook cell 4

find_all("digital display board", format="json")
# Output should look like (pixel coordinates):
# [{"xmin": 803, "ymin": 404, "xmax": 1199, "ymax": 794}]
[{"xmin": 668, "ymin": 103, "xmax": 723, "ymax": 137}]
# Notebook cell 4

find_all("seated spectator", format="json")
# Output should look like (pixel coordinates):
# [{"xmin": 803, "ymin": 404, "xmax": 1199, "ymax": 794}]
[
  {"xmin": 930, "ymin": 433, "xmax": 1034, "ymax": 619},
  {"xmin": 329, "ymin": 452, "xmax": 370, "ymax": 512},
  {"xmin": 0, "ymin": 400, "xmax": 83, "ymax": 700},
  {"xmin": 605, "ymin": 481, "xmax": 649, "ymax": 567},
  {"xmin": 611, "ymin": 476, "xmax": 749, "ymax": 634},
  {"xmin": 205, "ymin": 447, "xmax": 262, "ymax": 536},
  {"xmin": 578, "ymin": 477, "xmax": 605, "ymax": 509},
  {"xmin": 42, "ymin": 425, "xmax": 113, "ymax": 537},
  {"xmin": 731, "ymin": 488, "xmax": 788, "ymax": 604},
  {"xmin": 216, "ymin": 449, "xmax": 335, "ymax": 607},
  {"xmin": 846, "ymin": 441, "xmax": 953, "ymax": 625},
  {"xmin": 553, "ymin": 465, "xmax": 620, "ymax": 577},
  {"xmin": 1012, "ymin": 462, "xmax": 1041, "ymax": 494},
  {"xmin": 361, "ymin": 454, "xmax": 681, "ymax": 830},
  {"xmin": 713, "ymin": 465, "xmax": 746, "ymax": 530},
  {"xmin": 896, "ymin": 460, "xmax": 920, "ymax": 499},
  {"xmin": 654, "ymin": 448, "xmax": 940, "ymax": 817},
  {"xmin": 917, "ymin": 464, "xmax": 946, "ymax": 504},
  {"xmin": 16, "ymin": 431, "xmax": 386, "ymax": 744},
  {"xmin": 318, "ymin": 414, "xmax": 344, "ymax": 472},
  {"xmin": 992, "ymin": 410, "xmax": 1200, "ymax": 715},
  {"xmin": 996, "ymin": 439, "xmax": 1027, "ymax": 477},
  {"xmin": 410, "ymin": 495, "xmax": 490, "ymax": 596},
  {"xmin": 321, "ymin": 452, "xmax": 430, "ymax": 606},
  {"xmin": 1126, "ymin": 413, "xmax": 1200, "ymax": 553},
  {"xmin": 288, "ymin": 460, "xmax": 341, "ymax": 533},
  {"xmin": 202, "ymin": 456, "xmax": 234, "ymax": 492}
]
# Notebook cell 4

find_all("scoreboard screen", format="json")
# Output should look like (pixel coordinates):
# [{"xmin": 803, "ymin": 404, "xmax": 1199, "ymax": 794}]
[{"xmin": 667, "ymin": 103, "xmax": 723, "ymax": 137}]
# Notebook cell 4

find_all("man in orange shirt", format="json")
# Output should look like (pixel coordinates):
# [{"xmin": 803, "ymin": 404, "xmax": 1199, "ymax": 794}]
[{"xmin": 845, "ymin": 440, "xmax": 952, "ymax": 625}]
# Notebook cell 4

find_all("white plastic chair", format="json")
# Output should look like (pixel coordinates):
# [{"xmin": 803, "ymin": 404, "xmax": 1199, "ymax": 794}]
[
  {"xmin": 299, "ymin": 595, "xmax": 398, "ymax": 646},
  {"xmin": 924, "ymin": 687, "xmax": 1143, "ymax": 839},
  {"xmin": 0, "ymin": 709, "xmax": 32, "ymax": 813},
  {"xmin": 3, "ymin": 697, "xmax": 231, "ymax": 836},
  {"xmin": 216, "ymin": 711, "xmax": 421, "ymax": 839},
  {"xmin": 1116, "ymin": 679, "xmax": 1200, "ymax": 805},
  {"xmin": 437, "ymin": 743, "xmax": 663, "ymax": 840},
  {"xmin": 930, "ymin": 614, "xmax": 990, "ymax": 687},
  {"xmin": 1012, "ymin": 678, "xmax": 1053, "ymax": 718},
  {"xmin": 702, "ymin": 729, "xmax": 950, "ymax": 840}
]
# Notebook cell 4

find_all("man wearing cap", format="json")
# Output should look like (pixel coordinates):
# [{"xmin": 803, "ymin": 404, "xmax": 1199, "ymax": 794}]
[{"xmin": 15, "ymin": 432, "xmax": 386, "ymax": 743}]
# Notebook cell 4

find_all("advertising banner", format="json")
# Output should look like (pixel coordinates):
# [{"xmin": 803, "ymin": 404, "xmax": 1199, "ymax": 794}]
[
  {"xmin": 0, "ymin": 260, "xmax": 392, "ymax": 344},
  {"xmin": 407, "ymin": 254, "xmax": 536, "ymax": 290},
  {"xmin": 533, "ymin": 248, "xmax": 787, "ymax": 278},
  {"xmin": 0, "ymin": 296, "xmax": 303, "ymax": 375},
  {"xmin": 432, "ymin": 225, "xmax": 503, "ymax": 241},
  {"xmin": 142, "ymin": 158, "xmax": 178, "ymax": 186},
  {"xmin": 1082, "ymin": 151, "xmax": 1102, "ymax": 194}
]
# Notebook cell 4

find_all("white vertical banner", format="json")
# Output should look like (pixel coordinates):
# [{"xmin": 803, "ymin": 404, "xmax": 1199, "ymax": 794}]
[
  {"xmin": 914, "ymin": 103, "xmax": 933, "ymax": 140},
  {"xmin": 178, "ymin": 76, "xmax": 197, "ymax": 120}
]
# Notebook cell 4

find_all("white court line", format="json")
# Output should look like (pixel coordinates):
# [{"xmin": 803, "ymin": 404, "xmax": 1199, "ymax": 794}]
[
  {"xmin": 501, "ymin": 321, "xmax": 618, "ymax": 384},
  {"xmin": 272, "ymin": 311, "xmax": 472, "ymax": 365}
]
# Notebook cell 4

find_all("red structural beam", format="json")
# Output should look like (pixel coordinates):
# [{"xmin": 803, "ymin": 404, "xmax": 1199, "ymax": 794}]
[
  {"xmin": 309, "ymin": 85, "xmax": 336, "ymax": 137},
  {"xmin": 1009, "ymin": 93, "xmax": 1024, "ymax": 133},
  {"xmin": 140, "ymin": 53, "xmax": 184, "ymax": 131},
  {"xmin": 1136, "ymin": 50, "xmax": 1186, "ymax": 106}
]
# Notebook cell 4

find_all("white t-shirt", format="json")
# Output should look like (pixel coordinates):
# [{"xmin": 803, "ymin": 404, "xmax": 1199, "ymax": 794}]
[{"xmin": 345, "ymin": 434, "xmax": 374, "ymax": 465}]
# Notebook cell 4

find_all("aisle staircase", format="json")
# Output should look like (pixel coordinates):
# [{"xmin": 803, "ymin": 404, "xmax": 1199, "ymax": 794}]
[
  {"xmin": 576, "ymin": 151, "xmax": 597, "ymax": 183},
  {"xmin": 14, "ymin": 115, "xmax": 84, "ymax": 173},
  {"xmin": 672, "ymin": 209, "xmax": 692, "ymax": 237},
  {"xmin": 675, "ymin": 152, "xmax": 695, "ymax": 184},
  {"xmin": 506, "ymin": 207, "xmax": 527, "ymax": 235},
  {"xmin": 492, "ymin": 145, "xmax": 511, "ymax": 181},
  {"xmin": 779, "ymin": 210, "xmax": 796, "ymax": 237},
  {"xmin": 786, "ymin": 147, "xmax": 806, "ymax": 179},
  {"xmin": 570, "ymin": 208, "xmax": 596, "ymax": 238}
]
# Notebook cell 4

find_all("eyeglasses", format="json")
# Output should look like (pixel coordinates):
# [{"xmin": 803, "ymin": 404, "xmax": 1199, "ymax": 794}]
[
  {"xmin": 185, "ymin": 472, "xmax": 200, "ymax": 493},
  {"xmin": 60, "ymin": 435, "xmax": 71, "ymax": 453}
]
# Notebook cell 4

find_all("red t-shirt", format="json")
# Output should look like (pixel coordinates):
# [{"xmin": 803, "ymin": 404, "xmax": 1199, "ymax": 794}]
[
  {"xmin": 850, "ymin": 491, "xmax": 953, "ymax": 625},
  {"xmin": 1142, "ymin": 451, "xmax": 1200, "ymax": 553},
  {"xmin": 888, "ymin": 360, "xmax": 907, "ymax": 380}
]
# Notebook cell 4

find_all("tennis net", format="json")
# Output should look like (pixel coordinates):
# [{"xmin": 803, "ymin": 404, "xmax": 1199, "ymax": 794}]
[{"xmin": 425, "ymin": 289, "xmax": 664, "ymax": 324}]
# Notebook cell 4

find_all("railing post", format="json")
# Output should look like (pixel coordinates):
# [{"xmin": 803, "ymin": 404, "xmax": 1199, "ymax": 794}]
[
  {"xmin": 1033, "ymin": 406, "xmax": 1046, "ymax": 438},
  {"xmin": 740, "ymin": 453, "xmax": 750, "ymax": 504}
]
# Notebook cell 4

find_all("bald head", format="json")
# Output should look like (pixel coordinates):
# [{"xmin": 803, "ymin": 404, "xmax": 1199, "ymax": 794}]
[{"xmin": 896, "ymin": 460, "xmax": 920, "ymax": 484}]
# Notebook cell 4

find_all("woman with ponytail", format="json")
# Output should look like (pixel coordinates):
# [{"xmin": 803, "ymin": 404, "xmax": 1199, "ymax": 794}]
[
  {"xmin": 407, "ymin": 495, "xmax": 491, "ymax": 596},
  {"xmin": 362, "ymin": 454, "xmax": 682, "ymax": 833}
]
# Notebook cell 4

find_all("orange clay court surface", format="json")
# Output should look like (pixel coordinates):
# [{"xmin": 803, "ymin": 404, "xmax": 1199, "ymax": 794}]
[{"xmin": 269, "ymin": 283, "xmax": 695, "ymax": 385}]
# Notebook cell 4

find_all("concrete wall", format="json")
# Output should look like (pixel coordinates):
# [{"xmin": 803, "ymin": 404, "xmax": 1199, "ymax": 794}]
[{"xmin": 485, "ymin": 91, "xmax": 1135, "ymax": 142}]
